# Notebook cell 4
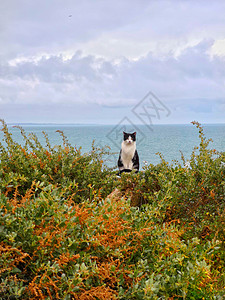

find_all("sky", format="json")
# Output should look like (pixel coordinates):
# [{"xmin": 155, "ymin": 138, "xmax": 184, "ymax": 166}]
[{"xmin": 0, "ymin": 0, "xmax": 225, "ymax": 124}]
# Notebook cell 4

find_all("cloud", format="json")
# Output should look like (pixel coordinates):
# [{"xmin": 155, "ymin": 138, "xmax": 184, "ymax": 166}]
[
  {"xmin": 0, "ymin": 0, "xmax": 225, "ymax": 123},
  {"xmin": 1, "ymin": 40, "xmax": 225, "ymax": 108},
  {"xmin": 2, "ymin": 0, "xmax": 225, "ymax": 61},
  {"xmin": 1, "ymin": 0, "xmax": 151, "ymax": 61}
]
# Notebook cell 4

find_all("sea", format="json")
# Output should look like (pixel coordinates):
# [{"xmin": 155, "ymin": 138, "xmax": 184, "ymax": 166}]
[{"xmin": 1, "ymin": 123, "xmax": 225, "ymax": 169}]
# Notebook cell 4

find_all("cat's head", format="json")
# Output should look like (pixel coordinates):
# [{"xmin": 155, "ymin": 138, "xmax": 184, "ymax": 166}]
[{"xmin": 123, "ymin": 131, "xmax": 136, "ymax": 144}]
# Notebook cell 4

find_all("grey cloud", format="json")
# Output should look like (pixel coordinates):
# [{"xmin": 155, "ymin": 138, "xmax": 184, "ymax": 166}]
[
  {"xmin": 1, "ymin": 0, "xmax": 225, "ymax": 125},
  {"xmin": 2, "ymin": 0, "xmax": 225, "ymax": 62},
  {"xmin": 3, "ymin": 53, "xmax": 106, "ymax": 83},
  {"xmin": 1, "ymin": 40, "xmax": 225, "ymax": 109},
  {"xmin": 0, "ymin": 0, "xmax": 150, "ymax": 60}
]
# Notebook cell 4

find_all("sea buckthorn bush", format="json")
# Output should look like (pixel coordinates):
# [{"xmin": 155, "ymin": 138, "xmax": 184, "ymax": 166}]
[{"xmin": 0, "ymin": 120, "xmax": 224, "ymax": 299}]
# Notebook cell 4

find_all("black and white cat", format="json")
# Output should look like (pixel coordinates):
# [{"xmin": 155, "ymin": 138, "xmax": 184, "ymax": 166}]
[{"xmin": 118, "ymin": 131, "xmax": 139, "ymax": 174}]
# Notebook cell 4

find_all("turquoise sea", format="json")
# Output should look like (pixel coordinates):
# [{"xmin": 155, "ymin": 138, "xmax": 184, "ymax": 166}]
[{"xmin": 1, "ymin": 123, "xmax": 225, "ymax": 168}]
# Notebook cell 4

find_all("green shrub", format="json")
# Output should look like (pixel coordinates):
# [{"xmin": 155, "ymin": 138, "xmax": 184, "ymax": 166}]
[
  {"xmin": 0, "ymin": 119, "xmax": 115, "ymax": 202},
  {"xmin": 0, "ymin": 186, "xmax": 221, "ymax": 299},
  {"xmin": 0, "ymin": 120, "xmax": 224, "ymax": 299}
]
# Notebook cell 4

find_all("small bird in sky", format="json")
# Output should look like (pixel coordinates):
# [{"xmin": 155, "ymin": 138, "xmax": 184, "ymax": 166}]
[{"xmin": 68, "ymin": 15, "xmax": 72, "ymax": 17}]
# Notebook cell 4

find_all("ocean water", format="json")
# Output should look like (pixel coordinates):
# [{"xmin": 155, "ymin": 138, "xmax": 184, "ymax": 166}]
[{"xmin": 1, "ymin": 123, "xmax": 225, "ymax": 169}]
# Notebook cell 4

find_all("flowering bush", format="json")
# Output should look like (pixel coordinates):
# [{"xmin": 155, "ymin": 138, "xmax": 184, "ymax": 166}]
[{"xmin": 0, "ymin": 120, "xmax": 224, "ymax": 299}]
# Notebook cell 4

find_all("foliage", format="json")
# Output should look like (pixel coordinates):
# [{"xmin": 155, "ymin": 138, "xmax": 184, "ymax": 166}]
[
  {"xmin": 0, "ymin": 120, "xmax": 224, "ymax": 299},
  {"xmin": 0, "ymin": 119, "xmax": 114, "ymax": 202}
]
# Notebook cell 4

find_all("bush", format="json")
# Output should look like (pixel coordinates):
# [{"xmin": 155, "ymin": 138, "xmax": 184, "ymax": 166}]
[
  {"xmin": 0, "ymin": 120, "xmax": 224, "ymax": 299},
  {"xmin": 0, "ymin": 186, "xmax": 221, "ymax": 299},
  {"xmin": 0, "ymin": 119, "xmax": 114, "ymax": 202}
]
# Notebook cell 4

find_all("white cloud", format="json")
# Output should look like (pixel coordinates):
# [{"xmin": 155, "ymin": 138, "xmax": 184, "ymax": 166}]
[
  {"xmin": 2, "ymin": 0, "xmax": 225, "ymax": 61},
  {"xmin": 211, "ymin": 39, "xmax": 225, "ymax": 57},
  {"xmin": 0, "ymin": 0, "xmax": 225, "ymax": 123},
  {"xmin": 1, "ymin": 40, "xmax": 225, "ymax": 106}
]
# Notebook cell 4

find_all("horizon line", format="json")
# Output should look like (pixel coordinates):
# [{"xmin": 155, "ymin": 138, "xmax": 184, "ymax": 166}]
[{"xmin": 6, "ymin": 122, "xmax": 225, "ymax": 126}]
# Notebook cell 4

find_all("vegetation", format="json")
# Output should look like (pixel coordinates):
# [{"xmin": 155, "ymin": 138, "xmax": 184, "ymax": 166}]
[{"xmin": 0, "ymin": 119, "xmax": 224, "ymax": 299}]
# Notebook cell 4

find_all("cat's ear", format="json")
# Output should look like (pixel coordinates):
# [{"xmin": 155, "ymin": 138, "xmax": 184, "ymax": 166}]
[
  {"xmin": 123, "ymin": 131, "xmax": 126, "ymax": 135},
  {"xmin": 133, "ymin": 132, "xmax": 136, "ymax": 136}
]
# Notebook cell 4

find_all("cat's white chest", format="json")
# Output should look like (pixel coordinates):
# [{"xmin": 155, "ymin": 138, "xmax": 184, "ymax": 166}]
[{"xmin": 121, "ymin": 142, "xmax": 136, "ymax": 169}]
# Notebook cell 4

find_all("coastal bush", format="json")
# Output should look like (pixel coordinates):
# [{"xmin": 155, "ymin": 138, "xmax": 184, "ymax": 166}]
[
  {"xmin": 0, "ymin": 186, "xmax": 221, "ymax": 299},
  {"xmin": 117, "ymin": 121, "xmax": 225, "ymax": 295},
  {"xmin": 0, "ymin": 120, "xmax": 224, "ymax": 299},
  {"xmin": 0, "ymin": 119, "xmax": 114, "ymax": 202}
]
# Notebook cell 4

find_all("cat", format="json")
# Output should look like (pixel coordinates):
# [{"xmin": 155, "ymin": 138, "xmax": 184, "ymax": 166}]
[{"xmin": 118, "ymin": 131, "xmax": 139, "ymax": 174}]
